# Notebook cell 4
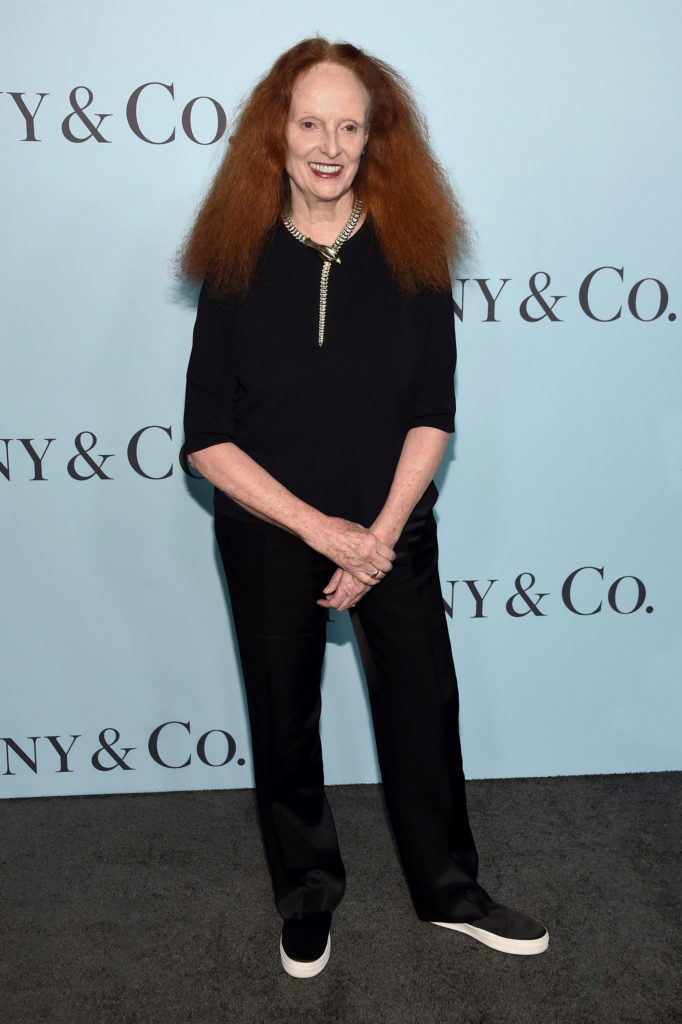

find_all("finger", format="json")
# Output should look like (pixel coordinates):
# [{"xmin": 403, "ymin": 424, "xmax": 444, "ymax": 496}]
[
  {"xmin": 344, "ymin": 586, "xmax": 370, "ymax": 610},
  {"xmin": 361, "ymin": 567, "xmax": 390, "ymax": 585},
  {"xmin": 324, "ymin": 581, "xmax": 364, "ymax": 610},
  {"xmin": 372, "ymin": 539, "xmax": 396, "ymax": 562},
  {"xmin": 323, "ymin": 567, "xmax": 344, "ymax": 594},
  {"xmin": 371, "ymin": 555, "xmax": 394, "ymax": 574},
  {"xmin": 345, "ymin": 558, "xmax": 390, "ymax": 580},
  {"xmin": 320, "ymin": 593, "xmax": 350, "ymax": 611}
]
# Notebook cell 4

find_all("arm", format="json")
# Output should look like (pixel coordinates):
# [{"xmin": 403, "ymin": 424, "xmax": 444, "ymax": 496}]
[
  {"xmin": 318, "ymin": 286, "xmax": 458, "ymax": 609},
  {"xmin": 188, "ymin": 442, "xmax": 395, "ymax": 585},
  {"xmin": 317, "ymin": 425, "xmax": 449, "ymax": 610},
  {"xmin": 370, "ymin": 425, "xmax": 450, "ymax": 546},
  {"xmin": 185, "ymin": 284, "xmax": 393, "ymax": 584}
]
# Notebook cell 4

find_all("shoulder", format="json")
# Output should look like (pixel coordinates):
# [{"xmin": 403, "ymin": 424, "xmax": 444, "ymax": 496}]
[
  {"xmin": 197, "ymin": 226, "xmax": 285, "ymax": 310},
  {"xmin": 406, "ymin": 281, "xmax": 456, "ymax": 327}
]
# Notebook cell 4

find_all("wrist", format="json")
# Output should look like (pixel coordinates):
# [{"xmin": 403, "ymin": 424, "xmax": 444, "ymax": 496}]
[
  {"xmin": 297, "ymin": 506, "xmax": 328, "ymax": 547},
  {"xmin": 371, "ymin": 517, "xmax": 402, "ymax": 548}
]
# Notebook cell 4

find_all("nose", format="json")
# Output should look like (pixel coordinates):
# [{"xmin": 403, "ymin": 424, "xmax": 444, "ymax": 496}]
[{"xmin": 320, "ymin": 128, "xmax": 341, "ymax": 159}]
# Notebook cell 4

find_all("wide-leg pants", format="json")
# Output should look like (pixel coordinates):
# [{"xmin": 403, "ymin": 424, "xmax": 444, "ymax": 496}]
[{"xmin": 214, "ymin": 506, "xmax": 493, "ymax": 923}]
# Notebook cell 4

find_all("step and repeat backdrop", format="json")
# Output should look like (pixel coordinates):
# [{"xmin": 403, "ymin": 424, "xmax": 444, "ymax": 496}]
[{"xmin": 2, "ymin": 1, "xmax": 680, "ymax": 797}]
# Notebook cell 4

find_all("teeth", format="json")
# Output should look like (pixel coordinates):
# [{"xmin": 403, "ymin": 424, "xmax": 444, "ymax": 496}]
[{"xmin": 310, "ymin": 163, "xmax": 342, "ymax": 173}]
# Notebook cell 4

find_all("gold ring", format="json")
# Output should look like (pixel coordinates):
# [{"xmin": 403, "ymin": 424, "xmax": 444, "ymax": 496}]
[{"xmin": 371, "ymin": 569, "xmax": 380, "ymax": 579}]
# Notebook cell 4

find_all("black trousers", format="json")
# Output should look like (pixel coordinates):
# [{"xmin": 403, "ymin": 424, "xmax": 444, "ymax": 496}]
[{"xmin": 215, "ymin": 507, "xmax": 493, "ymax": 923}]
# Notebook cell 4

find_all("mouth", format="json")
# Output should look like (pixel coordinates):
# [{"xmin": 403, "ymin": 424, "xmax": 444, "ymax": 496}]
[{"xmin": 309, "ymin": 162, "xmax": 343, "ymax": 178}]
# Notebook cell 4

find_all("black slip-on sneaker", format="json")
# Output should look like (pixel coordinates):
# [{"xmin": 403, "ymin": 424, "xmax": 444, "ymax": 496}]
[
  {"xmin": 280, "ymin": 910, "xmax": 332, "ymax": 977},
  {"xmin": 431, "ymin": 904, "xmax": 549, "ymax": 955}
]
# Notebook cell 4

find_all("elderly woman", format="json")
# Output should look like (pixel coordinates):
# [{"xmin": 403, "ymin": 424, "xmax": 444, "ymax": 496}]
[{"xmin": 182, "ymin": 38, "xmax": 547, "ymax": 978}]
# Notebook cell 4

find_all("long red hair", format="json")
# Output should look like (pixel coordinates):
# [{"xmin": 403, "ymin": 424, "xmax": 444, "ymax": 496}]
[{"xmin": 180, "ymin": 38, "xmax": 470, "ymax": 298}]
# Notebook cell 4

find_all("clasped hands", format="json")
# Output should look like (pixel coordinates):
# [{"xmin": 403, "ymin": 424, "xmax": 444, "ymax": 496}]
[{"xmin": 315, "ymin": 517, "xmax": 395, "ymax": 613}]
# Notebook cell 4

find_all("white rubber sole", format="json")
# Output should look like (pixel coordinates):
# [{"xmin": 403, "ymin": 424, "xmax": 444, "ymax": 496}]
[
  {"xmin": 431, "ymin": 920, "xmax": 549, "ymax": 955},
  {"xmin": 280, "ymin": 934, "xmax": 331, "ymax": 978}
]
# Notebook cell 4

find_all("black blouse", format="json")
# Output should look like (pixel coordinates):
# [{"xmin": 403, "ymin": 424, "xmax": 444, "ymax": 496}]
[{"xmin": 183, "ymin": 221, "xmax": 456, "ymax": 527}]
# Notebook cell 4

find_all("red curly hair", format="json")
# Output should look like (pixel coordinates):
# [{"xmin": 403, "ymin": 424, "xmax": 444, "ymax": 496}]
[{"xmin": 180, "ymin": 38, "xmax": 470, "ymax": 298}]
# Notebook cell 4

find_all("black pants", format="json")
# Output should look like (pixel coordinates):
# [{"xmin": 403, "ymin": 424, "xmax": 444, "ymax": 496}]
[{"xmin": 215, "ymin": 507, "xmax": 493, "ymax": 923}]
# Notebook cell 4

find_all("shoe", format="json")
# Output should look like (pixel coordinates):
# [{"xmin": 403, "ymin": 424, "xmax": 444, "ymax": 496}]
[
  {"xmin": 431, "ymin": 904, "xmax": 549, "ymax": 955},
  {"xmin": 280, "ymin": 911, "xmax": 332, "ymax": 978}
]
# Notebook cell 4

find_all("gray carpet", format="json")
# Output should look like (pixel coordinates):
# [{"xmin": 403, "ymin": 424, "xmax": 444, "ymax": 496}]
[{"xmin": 1, "ymin": 773, "xmax": 680, "ymax": 1023}]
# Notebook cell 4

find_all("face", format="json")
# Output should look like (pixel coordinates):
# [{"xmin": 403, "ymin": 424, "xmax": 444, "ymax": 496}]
[{"xmin": 284, "ymin": 62, "xmax": 370, "ymax": 210}]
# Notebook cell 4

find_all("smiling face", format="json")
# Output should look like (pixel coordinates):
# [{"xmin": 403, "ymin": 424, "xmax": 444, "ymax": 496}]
[{"xmin": 284, "ymin": 62, "xmax": 370, "ymax": 214}]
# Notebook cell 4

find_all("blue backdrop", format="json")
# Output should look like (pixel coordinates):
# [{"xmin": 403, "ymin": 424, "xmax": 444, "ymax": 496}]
[{"xmin": 2, "ymin": 0, "xmax": 680, "ymax": 797}]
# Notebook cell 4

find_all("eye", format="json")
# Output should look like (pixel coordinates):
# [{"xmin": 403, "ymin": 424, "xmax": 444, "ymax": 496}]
[
  {"xmin": 343, "ymin": 124, "xmax": 358, "ymax": 133},
  {"xmin": 301, "ymin": 120, "xmax": 317, "ymax": 130}
]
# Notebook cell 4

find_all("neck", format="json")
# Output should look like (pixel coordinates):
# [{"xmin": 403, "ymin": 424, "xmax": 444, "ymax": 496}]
[{"xmin": 287, "ymin": 190, "xmax": 359, "ymax": 246}]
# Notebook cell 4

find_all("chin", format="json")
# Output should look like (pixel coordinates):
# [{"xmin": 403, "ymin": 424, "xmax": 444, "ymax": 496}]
[{"xmin": 307, "ymin": 179, "xmax": 353, "ymax": 203}]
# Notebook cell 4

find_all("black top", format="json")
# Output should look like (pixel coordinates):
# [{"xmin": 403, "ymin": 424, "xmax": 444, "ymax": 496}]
[{"xmin": 183, "ymin": 221, "xmax": 456, "ymax": 527}]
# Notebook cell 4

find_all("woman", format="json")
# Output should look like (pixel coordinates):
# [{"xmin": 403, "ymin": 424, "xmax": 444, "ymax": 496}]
[{"xmin": 182, "ymin": 38, "xmax": 548, "ymax": 978}]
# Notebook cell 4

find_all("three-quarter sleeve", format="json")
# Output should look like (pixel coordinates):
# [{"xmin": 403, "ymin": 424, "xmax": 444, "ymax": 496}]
[
  {"xmin": 411, "ymin": 288, "xmax": 457, "ymax": 433},
  {"xmin": 183, "ymin": 282, "xmax": 238, "ymax": 455}
]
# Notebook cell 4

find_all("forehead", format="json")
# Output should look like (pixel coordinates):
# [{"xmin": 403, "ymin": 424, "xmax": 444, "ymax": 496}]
[{"xmin": 289, "ymin": 62, "xmax": 369, "ymax": 120}]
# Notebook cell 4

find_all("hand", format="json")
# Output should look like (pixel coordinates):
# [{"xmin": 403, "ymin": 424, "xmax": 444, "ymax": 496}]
[
  {"xmin": 314, "ymin": 517, "xmax": 395, "ymax": 586},
  {"xmin": 317, "ymin": 568, "xmax": 372, "ymax": 612}
]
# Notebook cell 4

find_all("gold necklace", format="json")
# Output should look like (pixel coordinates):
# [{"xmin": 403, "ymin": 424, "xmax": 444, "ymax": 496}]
[{"xmin": 282, "ymin": 195, "xmax": 362, "ymax": 348}]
